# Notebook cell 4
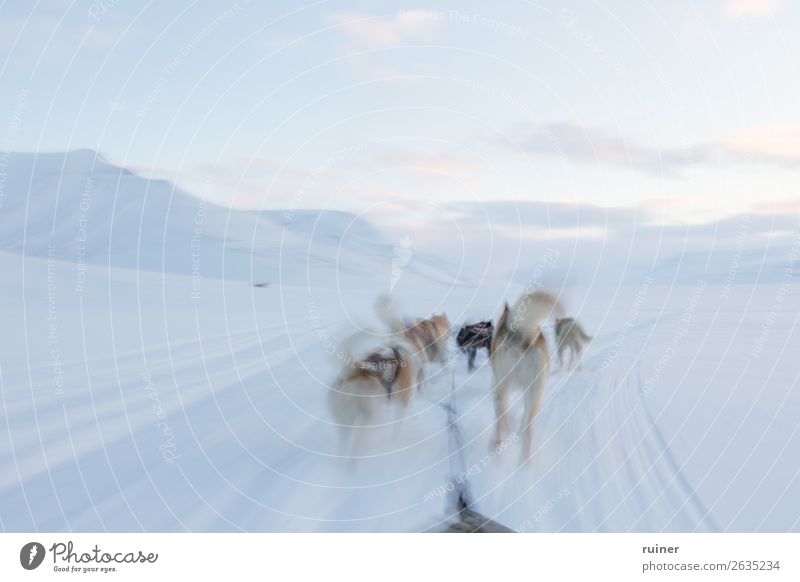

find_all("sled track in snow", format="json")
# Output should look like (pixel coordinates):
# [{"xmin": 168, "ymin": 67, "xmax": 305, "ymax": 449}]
[{"xmin": 423, "ymin": 365, "xmax": 515, "ymax": 533}]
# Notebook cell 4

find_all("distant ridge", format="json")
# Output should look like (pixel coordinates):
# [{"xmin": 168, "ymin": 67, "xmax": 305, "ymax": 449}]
[{"xmin": 0, "ymin": 150, "xmax": 466, "ymax": 288}]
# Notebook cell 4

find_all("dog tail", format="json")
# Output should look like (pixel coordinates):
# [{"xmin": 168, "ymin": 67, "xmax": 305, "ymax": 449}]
[
  {"xmin": 577, "ymin": 326, "xmax": 593, "ymax": 342},
  {"xmin": 374, "ymin": 294, "xmax": 406, "ymax": 335},
  {"xmin": 508, "ymin": 291, "xmax": 563, "ymax": 336}
]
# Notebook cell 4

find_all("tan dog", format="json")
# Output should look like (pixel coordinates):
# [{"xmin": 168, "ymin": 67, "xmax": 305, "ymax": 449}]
[
  {"xmin": 555, "ymin": 317, "xmax": 592, "ymax": 370},
  {"xmin": 328, "ymin": 332, "xmax": 419, "ymax": 457},
  {"xmin": 374, "ymin": 295, "xmax": 452, "ymax": 388},
  {"xmin": 491, "ymin": 291, "xmax": 563, "ymax": 462}
]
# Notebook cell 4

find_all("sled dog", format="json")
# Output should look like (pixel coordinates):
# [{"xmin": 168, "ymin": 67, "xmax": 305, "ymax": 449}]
[
  {"xmin": 491, "ymin": 291, "xmax": 563, "ymax": 461},
  {"xmin": 328, "ymin": 330, "xmax": 419, "ymax": 457},
  {"xmin": 554, "ymin": 317, "xmax": 592, "ymax": 370},
  {"xmin": 456, "ymin": 321, "xmax": 493, "ymax": 372},
  {"xmin": 374, "ymin": 294, "xmax": 452, "ymax": 386}
]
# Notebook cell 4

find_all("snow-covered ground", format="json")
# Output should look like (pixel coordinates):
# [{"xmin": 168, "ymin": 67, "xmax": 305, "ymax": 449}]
[
  {"xmin": 1, "ymin": 250, "xmax": 798, "ymax": 531},
  {"xmin": 1, "ymin": 152, "xmax": 799, "ymax": 532}
]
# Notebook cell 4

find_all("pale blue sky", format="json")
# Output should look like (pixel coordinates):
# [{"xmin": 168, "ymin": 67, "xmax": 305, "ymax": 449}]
[{"xmin": 1, "ymin": 0, "xmax": 799, "ymax": 223}]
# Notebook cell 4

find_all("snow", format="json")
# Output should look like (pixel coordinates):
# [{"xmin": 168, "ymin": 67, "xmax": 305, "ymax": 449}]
[{"xmin": 1, "ymin": 151, "xmax": 799, "ymax": 531}]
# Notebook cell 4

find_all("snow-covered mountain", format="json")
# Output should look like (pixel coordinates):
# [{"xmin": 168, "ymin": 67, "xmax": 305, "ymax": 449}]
[{"xmin": 0, "ymin": 150, "xmax": 462, "ymax": 288}]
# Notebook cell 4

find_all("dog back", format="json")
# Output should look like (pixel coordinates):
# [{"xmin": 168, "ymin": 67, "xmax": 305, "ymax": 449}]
[{"xmin": 407, "ymin": 316, "xmax": 450, "ymax": 362}]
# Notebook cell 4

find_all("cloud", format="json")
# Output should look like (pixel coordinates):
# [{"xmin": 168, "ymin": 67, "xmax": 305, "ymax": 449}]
[
  {"xmin": 497, "ymin": 122, "xmax": 800, "ymax": 176},
  {"xmin": 720, "ymin": 125, "xmax": 800, "ymax": 166},
  {"xmin": 151, "ymin": 140, "xmax": 488, "ymax": 212},
  {"xmin": 371, "ymin": 148, "xmax": 486, "ymax": 178},
  {"xmin": 0, "ymin": 12, "xmax": 128, "ymax": 58},
  {"xmin": 724, "ymin": 0, "xmax": 783, "ymax": 18},
  {"xmin": 499, "ymin": 122, "xmax": 703, "ymax": 176},
  {"xmin": 330, "ymin": 10, "xmax": 440, "ymax": 47}
]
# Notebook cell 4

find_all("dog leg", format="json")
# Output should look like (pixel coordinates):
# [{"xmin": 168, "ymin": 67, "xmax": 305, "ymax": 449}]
[
  {"xmin": 392, "ymin": 401, "xmax": 410, "ymax": 438},
  {"xmin": 564, "ymin": 342, "xmax": 575, "ymax": 372},
  {"xmin": 336, "ymin": 425, "xmax": 353, "ymax": 459},
  {"xmin": 416, "ymin": 365, "xmax": 426, "ymax": 393},
  {"xmin": 467, "ymin": 347, "xmax": 476, "ymax": 372},
  {"xmin": 492, "ymin": 383, "xmax": 511, "ymax": 449},
  {"xmin": 520, "ymin": 376, "xmax": 547, "ymax": 463},
  {"xmin": 441, "ymin": 358, "xmax": 453, "ymax": 387},
  {"xmin": 348, "ymin": 424, "xmax": 369, "ymax": 466}
]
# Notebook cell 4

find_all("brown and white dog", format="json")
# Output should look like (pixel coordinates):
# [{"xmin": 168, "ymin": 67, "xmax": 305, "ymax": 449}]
[
  {"xmin": 554, "ymin": 317, "xmax": 592, "ymax": 371},
  {"xmin": 328, "ymin": 296, "xmax": 451, "ymax": 458},
  {"xmin": 374, "ymin": 294, "xmax": 452, "ymax": 388},
  {"xmin": 328, "ymin": 330, "xmax": 420, "ymax": 457},
  {"xmin": 491, "ymin": 291, "xmax": 563, "ymax": 462}
]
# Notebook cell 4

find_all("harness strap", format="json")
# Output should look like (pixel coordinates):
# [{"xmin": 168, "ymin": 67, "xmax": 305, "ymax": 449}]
[
  {"xmin": 363, "ymin": 346, "xmax": 403, "ymax": 399},
  {"xmin": 383, "ymin": 346, "xmax": 402, "ymax": 399}
]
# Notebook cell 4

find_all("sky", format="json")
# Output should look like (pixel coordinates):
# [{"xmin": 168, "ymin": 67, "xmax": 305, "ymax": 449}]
[{"xmin": 1, "ymin": 0, "xmax": 799, "ymax": 227}]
